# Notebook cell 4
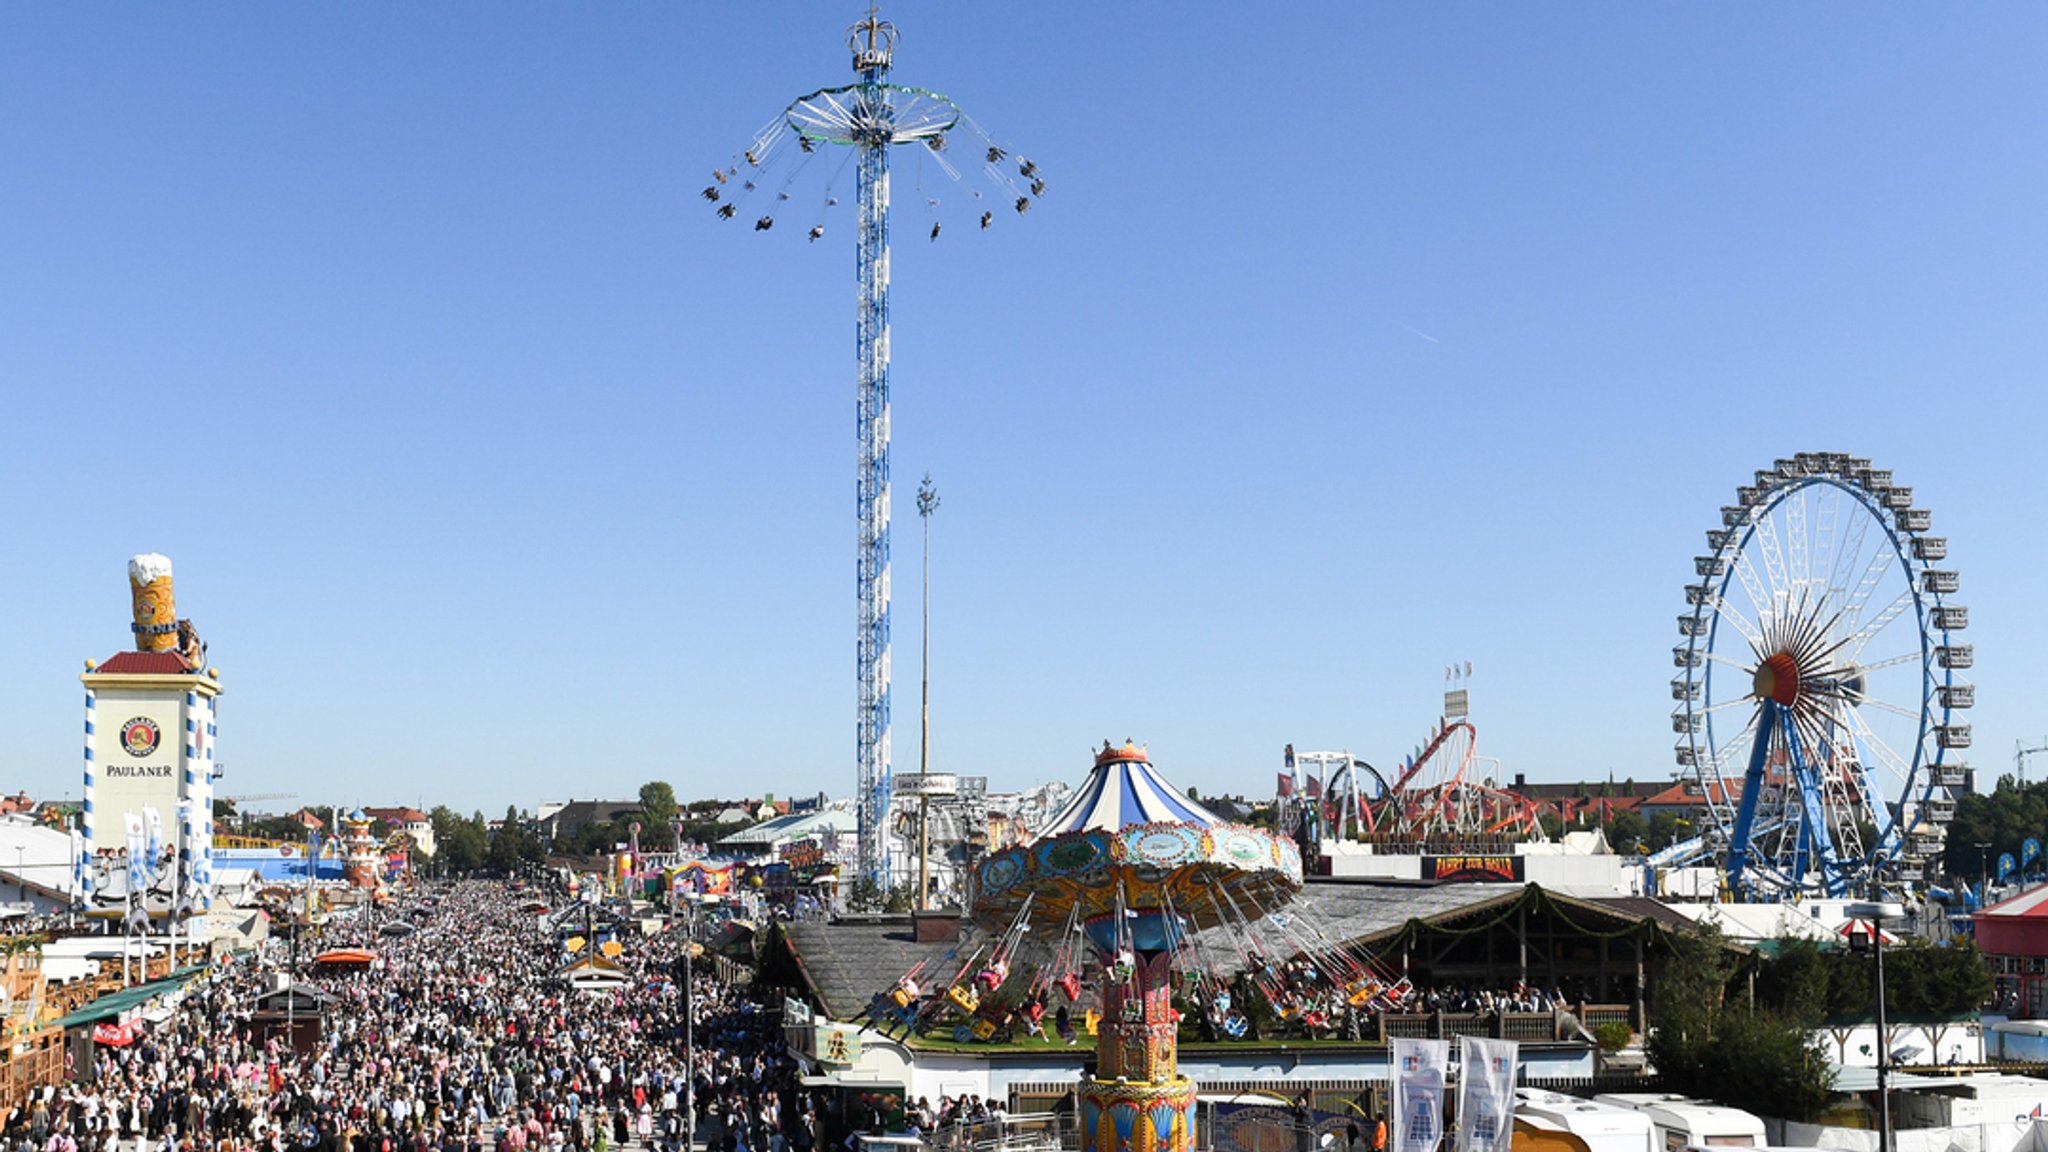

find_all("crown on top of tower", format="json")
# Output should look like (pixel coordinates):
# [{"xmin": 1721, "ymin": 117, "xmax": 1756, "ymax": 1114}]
[
  {"xmin": 1094, "ymin": 740, "xmax": 1149, "ymax": 767},
  {"xmin": 848, "ymin": 5, "xmax": 896, "ymax": 72}
]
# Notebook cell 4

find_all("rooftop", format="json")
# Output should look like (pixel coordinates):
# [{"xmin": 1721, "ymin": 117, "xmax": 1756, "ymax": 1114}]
[{"xmin": 92, "ymin": 651, "xmax": 196, "ymax": 675}]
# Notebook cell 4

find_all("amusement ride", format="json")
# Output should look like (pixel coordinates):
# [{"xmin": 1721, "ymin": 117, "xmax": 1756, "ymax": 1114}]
[
  {"xmin": 864, "ymin": 742, "xmax": 1417, "ymax": 1152},
  {"xmin": 1666, "ymin": 452, "xmax": 1972, "ymax": 900},
  {"xmin": 1282, "ymin": 677, "xmax": 1538, "ymax": 851},
  {"xmin": 710, "ymin": 8, "xmax": 1046, "ymax": 889}
]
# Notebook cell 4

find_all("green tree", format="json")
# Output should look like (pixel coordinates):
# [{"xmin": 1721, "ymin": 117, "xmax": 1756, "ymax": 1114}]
[
  {"xmin": 1945, "ymin": 775, "xmax": 2048, "ymax": 884},
  {"xmin": 431, "ymin": 805, "xmax": 487, "ymax": 875},
  {"xmin": 487, "ymin": 805, "xmax": 535, "ymax": 874},
  {"xmin": 1607, "ymin": 809, "xmax": 1649, "ymax": 853},
  {"xmin": 1753, "ymin": 937, "xmax": 1831, "ymax": 1026},
  {"xmin": 1648, "ymin": 924, "xmax": 1835, "ymax": 1122},
  {"xmin": 638, "ymin": 781, "xmax": 678, "ymax": 851}
]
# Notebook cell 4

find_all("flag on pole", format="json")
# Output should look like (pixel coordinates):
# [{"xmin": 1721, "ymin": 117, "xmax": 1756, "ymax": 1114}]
[
  {"xmin": 1391, "ymin": 1038, "xmax": 1449, "ymax": 1152},
  {"xmin": 124, "ymin": 811, "xmax": 146, "ymax": 893},
  {"xmin": 1277, "ymin": 773, "xmax": 1295, "ymax": 798},
  {"xmin": 1456, "ymin": 1038, "xmax": 1519, "ymax": 1152},
  {"xmin": 143, "ymin": 807, "xmax": 164, "ymax": 884}
]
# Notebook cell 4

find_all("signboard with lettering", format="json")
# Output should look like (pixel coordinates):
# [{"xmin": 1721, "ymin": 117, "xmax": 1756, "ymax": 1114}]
[
  {"xmin": 89, "ymin": 686, "xmax": 187, "ymax": 852},
  {"xmin": 780, "ymin": 838, "xmax": 824, "ymax": 872},
  {"xmin": 1420, "ymin": 855, "xmax": 1524, "ymax": 883}
]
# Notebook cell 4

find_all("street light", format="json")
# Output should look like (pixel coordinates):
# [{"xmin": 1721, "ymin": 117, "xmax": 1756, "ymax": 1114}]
[
  {"xmin": 682, "ymin": 896, "xmax": 699, "ymax": 1152},
  {"xmin": 1846, "ymin": 901, "xmax": 1904, "ymax": 1152}
]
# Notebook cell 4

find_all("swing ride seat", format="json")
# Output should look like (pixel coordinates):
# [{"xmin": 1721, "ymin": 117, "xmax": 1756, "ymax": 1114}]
[{"xmin": 946, "ymin": 985, "xmax": 981, "ymax": 1014}]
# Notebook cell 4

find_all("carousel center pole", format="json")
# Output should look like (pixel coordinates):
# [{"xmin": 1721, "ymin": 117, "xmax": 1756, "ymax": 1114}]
[{"xmin": 1083, "ymin": 947, "xmax": 1196, "ymax": 1152}]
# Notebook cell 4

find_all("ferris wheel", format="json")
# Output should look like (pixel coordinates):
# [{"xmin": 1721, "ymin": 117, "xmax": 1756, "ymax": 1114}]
[{"xmin": 1672, "ymin": 452, "xmax": 1972, "ymax": 899}]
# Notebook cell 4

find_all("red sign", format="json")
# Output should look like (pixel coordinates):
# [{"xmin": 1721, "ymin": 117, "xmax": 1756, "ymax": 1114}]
[{"xmin": 92, "ymin": 1021, "xmax": 136, "ymax": 1047}]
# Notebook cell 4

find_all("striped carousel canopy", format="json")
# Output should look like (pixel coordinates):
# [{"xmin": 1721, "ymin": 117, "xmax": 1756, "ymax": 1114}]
[{"xmin": 1039, "ymin": 741, "xmax": 1220, "ymax": 837}]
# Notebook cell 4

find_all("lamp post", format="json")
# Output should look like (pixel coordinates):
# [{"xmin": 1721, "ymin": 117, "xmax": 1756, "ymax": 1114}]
[
  {"xmin": 1847, "ymin": 901, "xmax": 1904, "ymax": 1152},
  {"xmin": 915, "ymin": 474, "xmax": 939, "ymax": 911},
  {"xmin": 1976, "ymin": 841, "xmax": 1992, "ymax": 897},
  {"xmin": 683, "ymin": 897, "xmax": 698, "ymax": 1152}
]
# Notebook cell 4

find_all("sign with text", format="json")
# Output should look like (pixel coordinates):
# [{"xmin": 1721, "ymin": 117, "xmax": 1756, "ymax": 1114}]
[{"xmin": 1421, "ymin": 855, "xmax": 1524, "ymax": 883}]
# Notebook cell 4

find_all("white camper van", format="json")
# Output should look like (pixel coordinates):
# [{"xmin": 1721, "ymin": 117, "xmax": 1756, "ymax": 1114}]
[
  {"xmin": 1513, "ymin": 1089, "xmax": 1656, "ymax": 1152},
  {"xmin": 1591, "ymin": 1094, "xmax": 1766, "ymax": 1152}
]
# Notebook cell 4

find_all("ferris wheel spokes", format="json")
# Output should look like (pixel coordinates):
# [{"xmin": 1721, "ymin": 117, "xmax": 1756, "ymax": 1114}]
[{"xmin": 1785, "ymin": 485, "xmax": 1812, "ymax": 588}]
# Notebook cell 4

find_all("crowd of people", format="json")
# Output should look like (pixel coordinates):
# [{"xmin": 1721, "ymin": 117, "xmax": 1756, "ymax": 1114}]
[
  {"xmin": 0, "ymin": 881, "xmax": 825, "ymax": 1152},
  {"xmin": 1395, "ymin": 984, "xmax": 1566, "ymax": 1015}
]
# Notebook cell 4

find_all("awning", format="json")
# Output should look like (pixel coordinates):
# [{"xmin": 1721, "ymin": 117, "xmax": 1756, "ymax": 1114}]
[
  {"xmin": 1826, "ymin": 1065, "xmax": 1952, "ymax": 1092},
  {"xmin": 50, "ymin": 966, "xmax": 207, "ymax": 1032},
  {"xmin": 312, "ymin": 948, "xmax": 376, "ymax": 966}
]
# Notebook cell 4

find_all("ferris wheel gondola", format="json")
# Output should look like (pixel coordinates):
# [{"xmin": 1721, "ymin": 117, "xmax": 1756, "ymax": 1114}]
[{"xmin": 1673, "ymin": 452, "xmax": 1972, "ymax": 900}]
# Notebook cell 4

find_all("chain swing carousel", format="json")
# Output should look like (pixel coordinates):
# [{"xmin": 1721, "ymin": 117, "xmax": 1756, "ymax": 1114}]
[
  {"xmin": 967, "ymin": 742, "xmax": 1307, "ymax": 1152},
  {"xmin": 859, "ymin": 749, "xmax": 1413, "ymax": 1050}
]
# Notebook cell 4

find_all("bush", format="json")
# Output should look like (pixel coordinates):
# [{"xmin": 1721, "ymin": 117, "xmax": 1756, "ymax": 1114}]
[{"xmin": 1593, "ymin": 1021, "xmax": 1632, "ymax": 1051}]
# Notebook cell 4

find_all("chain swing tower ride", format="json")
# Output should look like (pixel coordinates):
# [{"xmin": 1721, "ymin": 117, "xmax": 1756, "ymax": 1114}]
[{"xmin": 709, "ymin": 9, "xmax": 1044, "ymax": 888}]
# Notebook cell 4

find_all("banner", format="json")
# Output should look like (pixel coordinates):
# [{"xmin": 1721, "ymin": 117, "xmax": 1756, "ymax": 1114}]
[
  {"xmin": 92, "ymin": 1021, "xmax": 136, "ymax": 1047},
  {"xmin": 1456, "ymin": 1037, "xmax": 1519, "ymax": 1152},
  {"xmin": 1421, "ymin": 855, "xmax": 1525, "ymax": 883},
  {"xmin": 1391, "ymin": 1038, "xmax": 1450, "ymax": 1152}
]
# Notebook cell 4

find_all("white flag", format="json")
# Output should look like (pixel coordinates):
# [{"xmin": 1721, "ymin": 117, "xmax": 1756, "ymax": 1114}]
[
  {"xmin": 1456, "ymin": 1038, "xmax": 1518, "ymax": 1152},
  {"xmin": 143, "ymin": 807, "xmax": 164, "ymax": 883},
  {"xmin": 125, "ymin": 811, "xmax": 147, "ymax": 892},
  {"xmin": 1391, "ymin": 1038, "xmax": 1450, "ymax": 1152}
]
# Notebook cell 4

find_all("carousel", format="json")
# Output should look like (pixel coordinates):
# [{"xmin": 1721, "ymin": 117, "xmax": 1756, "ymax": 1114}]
[{"xmin": 879, "ymin": 741, "xmax": 1400, "ymax": 1152}]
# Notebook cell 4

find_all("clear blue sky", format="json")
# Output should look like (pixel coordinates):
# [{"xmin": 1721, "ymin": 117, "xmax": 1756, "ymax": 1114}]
[{"xmin": 2, "ymin": 4, "xmax": 2044, "ymax": 816}]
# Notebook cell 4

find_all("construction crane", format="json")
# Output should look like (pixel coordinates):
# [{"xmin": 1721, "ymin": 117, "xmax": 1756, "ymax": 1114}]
[
  {"xmin": 217, "ymin": 792, "xmax": 298, "ymax": 823},
  {"xmin": 2019, "ymin": 741, "xmax": 2048, "ymax": 787}
]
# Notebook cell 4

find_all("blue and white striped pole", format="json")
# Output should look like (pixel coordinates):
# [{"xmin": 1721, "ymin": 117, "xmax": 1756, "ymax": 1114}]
[{"xmin": 80, "ymin": 688, "xmax": 95, "ymax": 903}]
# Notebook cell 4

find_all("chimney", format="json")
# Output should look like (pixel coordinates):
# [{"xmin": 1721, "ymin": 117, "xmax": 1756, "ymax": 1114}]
[{"xmin": 911, "ymin": 909, "xmax": 963, "ymax": 943}]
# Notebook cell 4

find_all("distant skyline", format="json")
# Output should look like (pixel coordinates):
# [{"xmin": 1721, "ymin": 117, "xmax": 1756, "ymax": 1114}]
[{"xmin": 3, "ymin": 4, "xmax": 2045, "ymax": 816}]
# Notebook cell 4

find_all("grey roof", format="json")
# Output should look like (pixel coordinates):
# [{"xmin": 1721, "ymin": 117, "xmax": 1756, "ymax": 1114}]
[
  {"xmin": 783, "ymin": 917, "xmax": 981, "ymax": 1019},
  {"xmin": 718, "ymin": 809, "xmax": 855, "ymax": 847},
  {"xmin": 543, "ymin": 801, "xmax": 643, "ymax": 833},
  {"xmin": 779, "ymin": 881, "xmax": 1697, "ymax": 1022}
]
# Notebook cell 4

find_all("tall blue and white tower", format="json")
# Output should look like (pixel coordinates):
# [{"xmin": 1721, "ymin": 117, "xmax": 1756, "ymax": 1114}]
[{"xmin": 711, "ymin": 9, "xmax": 1045, "ymax": 890}]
